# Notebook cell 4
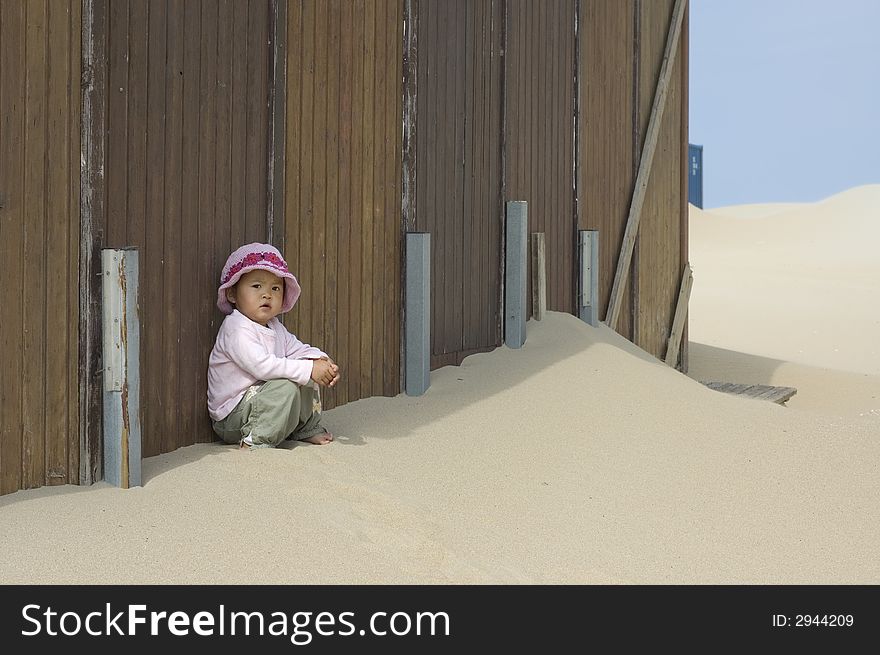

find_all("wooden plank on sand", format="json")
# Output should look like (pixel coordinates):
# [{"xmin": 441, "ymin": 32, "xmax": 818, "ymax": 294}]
[{"xmin": 702, "ymin": 381, "xmax": 798, "ymax": 405}]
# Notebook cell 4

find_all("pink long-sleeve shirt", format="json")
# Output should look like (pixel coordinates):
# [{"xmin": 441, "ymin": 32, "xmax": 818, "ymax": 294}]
[{"xmin": 207, "ymin": 309, "xmax": 327, "ymax": 421}]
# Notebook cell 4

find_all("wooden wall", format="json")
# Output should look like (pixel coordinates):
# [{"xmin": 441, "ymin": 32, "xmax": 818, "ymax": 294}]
[
  {"xmin": 98, "ymin": 0, "xmax": 272, "ymax": 457},
  {"xmin": 0, "ymin": 0, "xmax": 81, "ymax": 493},
  {"xmin": 505, "ymin": 0, "xmax": 577, "ymax": 317},
  {"xmin": 0, "ymin": 0, "xmax": 688, "ymax": 496},
  {"xmin": 284, "ymin": 0, "xmax": 404, "ymax": 408},
  {"xmin": 413, "ymin": 0, "xmax": 504, "ymax": 369}
]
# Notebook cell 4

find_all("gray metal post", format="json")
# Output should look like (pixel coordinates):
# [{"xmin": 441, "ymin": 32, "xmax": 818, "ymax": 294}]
[
  {"xmin": 405, "ymin": 233, "xmax": 431, "ymax": 395},
  {"xmin": 101, "ymin": 248, "xmax": 142, "ymax": 488},
  {"xmin": 505, "ymin": 201, "xmax": 528, "ymax": 348},
  {"xmin": 579, "ymin": 230, "xmax": 600, "ymax": 327}
]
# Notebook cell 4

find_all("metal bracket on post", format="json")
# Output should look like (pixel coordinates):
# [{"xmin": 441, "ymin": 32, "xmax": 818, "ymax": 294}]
[
  {"xmin": 405, "ymin": 233, "xmax": 431, "ymax": 396},
  {"xmin": 579, "ymin": 230, "xmax": 599, "ymax": 327},
  {"xmin": 101, "ymin": 248, "xmax": 142, "ymax": 488},
  {"xmin": 505, "ymin": 201, "xmax": 528, "ymax": 348}
]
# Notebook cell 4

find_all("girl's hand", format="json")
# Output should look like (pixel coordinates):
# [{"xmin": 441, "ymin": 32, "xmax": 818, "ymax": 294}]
[
  {"xmin": 319, "ymin": 356, "xmax": 341, "ymax": 387},
  {"xmin": 311, "ymin": 359, "xmax": 336, "ymax": 387}
]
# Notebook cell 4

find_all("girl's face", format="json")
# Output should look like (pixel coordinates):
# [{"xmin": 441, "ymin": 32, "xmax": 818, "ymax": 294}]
[{"xmin": 226, "ymin": 269, "xmax": 284, "ymax": 326}]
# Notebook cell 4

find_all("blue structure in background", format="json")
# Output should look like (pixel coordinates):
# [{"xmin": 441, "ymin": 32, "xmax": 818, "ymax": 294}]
[{"xmin": 688, "ymin": 144, "xmax": 703, "ymax": 208}]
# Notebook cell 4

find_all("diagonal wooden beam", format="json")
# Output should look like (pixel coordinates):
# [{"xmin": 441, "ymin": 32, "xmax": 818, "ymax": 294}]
[
  {"xmin": 605, "ymin": 0, "xmax": 687, "ymax": 330},
  {"xmin": 665, "ymin": 262, "xmax": 693, "ymax": 366}
]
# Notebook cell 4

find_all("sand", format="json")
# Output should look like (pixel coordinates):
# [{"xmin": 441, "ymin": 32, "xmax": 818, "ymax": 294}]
[{"xmin": 1, "ymin": 187, "xmax": 878, "ymax": 585}]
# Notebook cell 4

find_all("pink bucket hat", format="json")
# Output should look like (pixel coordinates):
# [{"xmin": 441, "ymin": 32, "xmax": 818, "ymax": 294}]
[{"xmin": 217, "ymin": 243, "xmax": 301, "ymax": 315}]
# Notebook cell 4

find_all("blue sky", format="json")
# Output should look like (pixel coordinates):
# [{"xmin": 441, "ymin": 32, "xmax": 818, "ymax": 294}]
[{"xmin": 688, "ymin": 0, "xmax": 880, "ymax": 207}]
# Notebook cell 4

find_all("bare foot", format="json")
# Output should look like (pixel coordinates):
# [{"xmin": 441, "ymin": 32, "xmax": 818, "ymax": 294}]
[{"xmin": 302, "ymin": 432, "xmax": 333, "ymax": 445}]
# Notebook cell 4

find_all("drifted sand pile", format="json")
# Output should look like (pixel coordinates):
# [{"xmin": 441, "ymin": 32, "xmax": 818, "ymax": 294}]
[{"xmin": 1, "ymin": 187, "xmax": 878, "ymax": 584}]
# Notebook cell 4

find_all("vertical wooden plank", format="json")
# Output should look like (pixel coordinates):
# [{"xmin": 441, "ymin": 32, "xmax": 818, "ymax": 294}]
[
  {"xmin": 386, "ymin": 0, "xmax": 403, "ymax": 396},
  {"xmin": 46, "ymin": 0, "xmax": 73, "ymax": 485},
  {"xmin": 414, "ymin": 0, "xmax": 428, "ymax": 236},
  {"xmin": 106, "ymin": 0, "xmax": 129, "ymax": 248},
  {"xmin": 360, "ymin": 0, "xmax": 375, "ymax": 395},
  {"xmin": 229, "ymin": 0, "xmax": 248, "ymax": 248},
  {"xmin": 566, "ymin": 0, "xmax": 576, "ymax": 312},
  {"xmin": 23, "ymin": 0, "xmax": 48, "ymax": 488},
  {"xmin": 69, "ymin": 0, "xmax": 83, "ymax": 482},
  {"xmin": 450, "ymin": 0, "xmax": 465, "ymax": 355},
  {"xmin": 245, "ymin": 0, "xmax": 263, "ymax": 242},
  {"xmin": 161, "ymin": 0, "xmax": 184, "ymax": 455},
  {"xmin": 311, "ymin": 0, "xmax": 328, "ymax": 365},
  {"xmin": 468, "ymin": 0, "xmax": 480, "ymax": 349},
  {"xmin": 627, "ymin": 0, "xmax": 639, "ymax": 343},
  {"xmin": 490, "ymin": 0, "xmax": 503, "ymax": 346},
  {"xmin": 555, "ymin": 0, "xmax": 565, "ymax": 313},
  {"xmin": 368, "ymin": 0, "xmax": 390, "ymax": 396},
  {"xmin": 0, "ymin": 0, "xmax": 26, "ymax": 494},
  {"xmin": 539, "ymin": 0, "xmax": 550, "ymax": 309},
  {"xmin": 462, "ymin": 0, "xmax": 476, "ymax": 350},
  {"xmin": 334, "ymin": 0, "xmax": 352, "ymax": 404},
  {"xmin": 144, "ymin": 0, "xmax": 167, "ymax": 457},
  {"xmin": 492, "ymin": 1, "xmax": 506, "ymax": 345},
  {"xmin": 434, "ymin": 0, "xmax": 449, "ymax": 358},
  {"xmin": 245, "ymin": 0, "xmax": 258, "ymax": 243},
  {"xmin": 557, "ymin": 0, "xmax": 566, "ymax": 312},
  {"xmin": 322, "ymin": 0, "xmax": 340, "ymax": 408},
  {"xmin": 268, "ymin": 0, "xmax": 287, "ymax": 248},
  {"xmin": 474, "ymin": 0, "xmax": 487, "ymax": 349},
  {"xmin": 551, "ymin": 0, "xmax": 560, "ymax": 312},
  {"xmin": 295, "ymin": 0, "xmax": 314, "ymax": 349},
  {"xmin": 198, "ymin": 0, "xmax": 219, "ymax": 436},
  {"xmin": 347, "ymin": 0, "xmax": 363, "ymax": 402},
  {"xmin": 284, "ymin": 0, "xmax": 301, "ymax": 302},
  {"xmin": 126, "ymin": 0, "xmax": 148, "ymax": 453},
  {"xmin": 178, "ymin": 0, "xmax": 201, "ymax": 446},
  {"xmin": 215, "ymin": 0, "xmax": 233, "ymax": 302},
  {"xmin": 537, "ymin": 0, "xmax": 545, "ymax": 312},
  {"xmin": 80, "ymin": 0, "xmax": 108, "ymax": 483}
]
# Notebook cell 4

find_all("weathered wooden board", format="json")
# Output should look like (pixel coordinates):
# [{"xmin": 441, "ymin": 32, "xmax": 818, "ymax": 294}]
[{"xmin": 702, "ymin": 381, "xmax": 797, "ymax": 405}]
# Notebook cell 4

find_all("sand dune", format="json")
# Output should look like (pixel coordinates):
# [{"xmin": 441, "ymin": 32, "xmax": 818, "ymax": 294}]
[
  {"xmin": 1, "ymin": 185, "xmax": 878, "ymax": 585},
  {"xmin": 689, "ymin": 185, "xmax": 880, "ymax": 376}
]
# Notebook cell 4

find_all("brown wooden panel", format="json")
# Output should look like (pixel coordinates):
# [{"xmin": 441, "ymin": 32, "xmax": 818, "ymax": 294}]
[
  {"xmin": 284, "ymin": 0, "xmax": 402, "ymax": 408},
  {"xmin": 0, "ymin": 0, "xmax": 26, "ymax": 494},
  {"xmin": 69, "ymin": 0, "xmax": 83, "ymax": 482},
  {"xmin": 161, "ymin": 0, "xmax": 184, "ymax": 456},
  {"xmin": 505, "ymin": 0, "xmax": 576, "ymax": 318},
  {"xmin": 229, "ymin": 0, "xmax": 248, "ymax": 248},
  {"xmin": 416, "ymin": 0, "xmax": 503, "ymax": 369},
  {"xmin": 46, "ymin": 0, "xmax": 74, "ymax": 485},
  {"xmin": 245, "ymin": 0, "xmax": 269, "ymax": 242},
  {"xmin": 384, "ymin": 0, "xmax": 403, "ymax": 396},
  {"xmin": 324, "ymin": 0, "xmax": 340, "ymax": 403},
  {"xmin": 143, "ymin": 0, "xmax": 167, "ymax": 457},
  {"xmin": 0, "ymin": 0, "xmax": 81, "ymax": 494},
  {"xmin": 179, "ymin": 0, "xmax": 201, "ymax": 444},
  {"xmin": 103, "ymin": 0, "xmax": 274, "ymax": 457},
  {"xmin": 22, "ymin": 0, "xmax": 48, "ymax": 489},
  {"xmin": 636, "ymin": 0, "xmax": 684, "ymax": 360},
  {"xmin": 196, "ymin": 0, "xmax": 219, "ymax": 439},
  {"xmin": 578, "ymin": 0, "xmax": 636, "ymax": 339}
]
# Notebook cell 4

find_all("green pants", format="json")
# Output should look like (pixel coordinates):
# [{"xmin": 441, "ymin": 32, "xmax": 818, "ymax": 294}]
[{"xmin": 212, "ymin": 379, "xmax": 327, "ymax": 448}]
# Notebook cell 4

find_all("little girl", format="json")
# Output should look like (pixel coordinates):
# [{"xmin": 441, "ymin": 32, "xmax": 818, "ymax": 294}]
[{"xmin": 207, "ymin": 243, "xmax": 340, "ymax": 449}]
